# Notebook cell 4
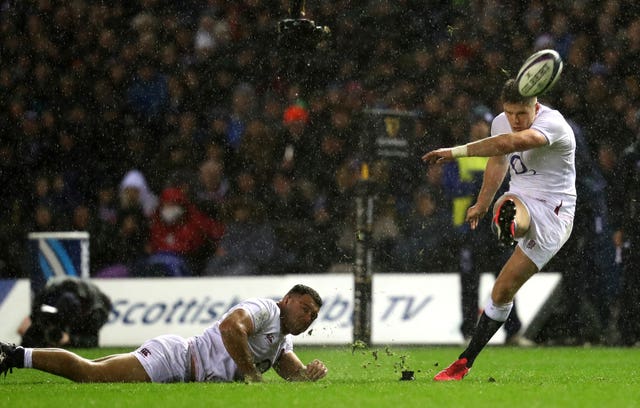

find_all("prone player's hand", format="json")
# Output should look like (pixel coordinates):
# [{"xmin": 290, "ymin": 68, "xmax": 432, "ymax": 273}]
[
  {"xmin": 243, "ymin": 371, "xmax": 263, "ymax": 383},
  {"xmin": 304, "ymin": 359, "xmax": 328, "ymax": 381}
]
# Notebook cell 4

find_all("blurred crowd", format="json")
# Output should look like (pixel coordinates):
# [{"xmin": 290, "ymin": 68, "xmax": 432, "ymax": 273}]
[{"xmin": 1, "ymin": 1, "xmax": 640, "ymax": 341}]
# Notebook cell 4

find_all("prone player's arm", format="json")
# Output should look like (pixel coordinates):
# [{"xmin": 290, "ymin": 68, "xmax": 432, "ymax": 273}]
[
  {"xmin": 273, "ymin": 351, "xmax": 328, "ymax": 382},
  {"xmin": 218, "ymin": 308, "xmax": 263, "ymax": 382}
]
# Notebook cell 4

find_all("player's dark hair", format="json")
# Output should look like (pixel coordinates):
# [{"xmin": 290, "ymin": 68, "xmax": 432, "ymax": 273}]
[
  {"xmin": 287, "ymin": 284, "xmax": 323, "ymax": 308},
  {"xmin": 501, "ymin": 79, "xmax": 536, "ymax": 105}
]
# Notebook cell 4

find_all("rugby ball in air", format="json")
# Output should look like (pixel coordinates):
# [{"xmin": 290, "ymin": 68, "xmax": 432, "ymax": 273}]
[{"xmin": 516, "ymin": 49, "xmax": 563, "ymax": 97}]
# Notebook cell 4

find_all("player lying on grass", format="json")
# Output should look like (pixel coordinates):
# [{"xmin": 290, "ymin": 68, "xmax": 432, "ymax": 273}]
[{"xmin": 0, "ymin": 284, "xmax": 328, "ymax": 383}]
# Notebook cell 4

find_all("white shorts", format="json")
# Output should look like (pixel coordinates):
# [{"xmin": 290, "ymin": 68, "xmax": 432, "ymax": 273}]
[
  {"xmin": 500, "ymin": 192, "xmax": 574, "ymax": 270},
  {"xmin": 132, "ymin": 334, "xmax": 191, "ymax": 383}
]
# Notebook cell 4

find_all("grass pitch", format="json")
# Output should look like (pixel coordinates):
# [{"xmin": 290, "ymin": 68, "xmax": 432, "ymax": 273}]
[{"xmin": 2, "ymin": 345, "xmax": 639, "ymax": 407}]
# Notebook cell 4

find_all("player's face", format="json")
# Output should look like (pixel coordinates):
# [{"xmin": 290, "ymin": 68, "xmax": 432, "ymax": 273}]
[
  {"xmin": 503, "ymin": 101, "xmax": 539, "ymax": 132},
  {"xmin": 280, "ymin": 294, "xmax": 320, "ymax": 335}
]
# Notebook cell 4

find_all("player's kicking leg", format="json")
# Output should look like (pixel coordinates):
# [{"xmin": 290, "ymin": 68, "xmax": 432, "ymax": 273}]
[{"xmin": 434, "ymin": 247, "xmax": 538, "ymax": 381}]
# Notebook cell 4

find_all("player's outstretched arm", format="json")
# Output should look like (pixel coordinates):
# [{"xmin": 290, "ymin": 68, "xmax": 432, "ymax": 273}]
[
  {"xmin": 421, "ymin": 147, "xmax": 455, "ymax": 164},
  {"xmin": 274, "ymin": 351, "xmax": 328, "ymax": 382},
  {"xmin": 422, "ymin": 129, "xmax": 547, "ymax": 164}
]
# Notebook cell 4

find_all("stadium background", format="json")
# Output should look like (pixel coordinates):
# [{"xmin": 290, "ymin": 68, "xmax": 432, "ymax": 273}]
[{"xmin": 1, "ymin": 1, "xmax": 639, "ymax": 346}]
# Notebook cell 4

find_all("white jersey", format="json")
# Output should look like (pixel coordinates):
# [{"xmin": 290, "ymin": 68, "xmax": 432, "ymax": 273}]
[
  {"xmin": 188, "ymin": 298, "xmax": 293, "ymax": 382},
  {"xmin": 491, "ymin": 104, "xmax": 577, "ymax": 208}
]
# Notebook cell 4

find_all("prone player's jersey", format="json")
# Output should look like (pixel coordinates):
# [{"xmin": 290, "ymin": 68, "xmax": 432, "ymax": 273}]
[
  {"xmin": 188, "ymin": 298, "xmax": 293, "ymax": 382},
  {"xmin": 491, "ymin": 104, "xmax": 577, "ymax": 206}
]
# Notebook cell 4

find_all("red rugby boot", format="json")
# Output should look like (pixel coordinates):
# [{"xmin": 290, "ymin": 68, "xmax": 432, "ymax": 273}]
[{"xmin": 433, "ymin": 358, "xmax": 470, "ymax": 381}]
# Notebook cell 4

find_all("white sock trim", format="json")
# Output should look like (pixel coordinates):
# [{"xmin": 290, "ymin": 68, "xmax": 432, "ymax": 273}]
[
  {"xmin": 24, "ymin": 348, "xmax": 33, "ymax": 368},
  {"xmin": 484, "ymin": 299, "xmax": 513, "ymax": 322}
]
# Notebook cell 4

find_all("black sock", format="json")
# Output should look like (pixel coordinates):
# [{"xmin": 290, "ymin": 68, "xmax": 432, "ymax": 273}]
[
  {"xmin": 13, "ymin": 346, "xmax": 25, "ymax": 368},
  {"xmin": 459, "ymin": 312, "xmax": 504, "ymax": 367}
]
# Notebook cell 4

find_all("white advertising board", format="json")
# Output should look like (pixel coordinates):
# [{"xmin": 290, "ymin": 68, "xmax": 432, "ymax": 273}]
[
  {"xmin": 0, "ymin": 273, "xmax": 560, "ymax": 347},
  {"xmin": 95, "ymin": 274, "xmax": 353, "ymax": 346},
  {"xmin": 0, "ymin": 280, "xmax": 31, "ymax": 344}
]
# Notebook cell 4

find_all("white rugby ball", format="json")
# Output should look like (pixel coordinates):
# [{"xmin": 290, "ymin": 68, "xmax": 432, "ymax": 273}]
[{"xmin": 516, "ymin": 49, "xmax": 563, "ymax": 97}]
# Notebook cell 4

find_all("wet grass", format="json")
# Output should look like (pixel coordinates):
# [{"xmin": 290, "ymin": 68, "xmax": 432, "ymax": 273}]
[{"xmin": 2, "ymin": 346, "xmax": 639, "ymax": 407}]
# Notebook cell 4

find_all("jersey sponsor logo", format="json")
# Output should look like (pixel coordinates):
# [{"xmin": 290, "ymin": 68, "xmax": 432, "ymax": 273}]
[
  {"xmin": 526, "ymin": 239, "xmax": 537, "ymax": 249},
  {"xmin": 139, "ymin": 347, "xmax": 151, "ymax": 357}
]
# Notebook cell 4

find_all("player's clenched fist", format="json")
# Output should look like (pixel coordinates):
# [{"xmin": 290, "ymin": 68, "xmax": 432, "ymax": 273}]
[{"xmin": 304, "ymin": 359, "xmax": 328, "ymax": 381}]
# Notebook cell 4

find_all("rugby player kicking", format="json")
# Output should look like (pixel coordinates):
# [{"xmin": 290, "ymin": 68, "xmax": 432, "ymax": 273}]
[{"xmin": 422, "ymin": 79, "xmax": 576, "ymax": 380}]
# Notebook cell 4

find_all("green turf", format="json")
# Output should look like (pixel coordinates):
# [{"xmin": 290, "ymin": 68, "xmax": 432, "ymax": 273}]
[{"xmin": 2, "ymin": 346, "xmax": 639, "ymax": 407}]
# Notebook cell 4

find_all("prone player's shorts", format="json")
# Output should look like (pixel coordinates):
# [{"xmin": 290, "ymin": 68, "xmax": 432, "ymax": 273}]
[
  {"xmin": 132, "ymin": 334, "xmax": 191, "ymax": 383},
  {"xmin": 498, "ymin": 191, "xmax": 575, "ymax": 270}
]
